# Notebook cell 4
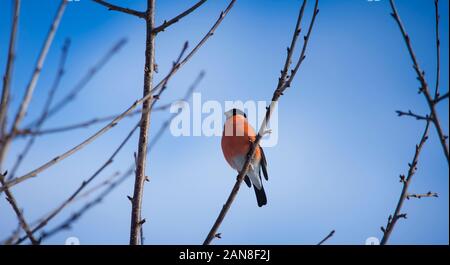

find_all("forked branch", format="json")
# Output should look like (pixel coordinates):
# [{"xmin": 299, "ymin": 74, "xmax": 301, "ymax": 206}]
[
  {"xmin": 153, "ymin": 0, "xmax": 208, "ymax": 33},
  {"xmin": 390, "ymin": 0, "xmax": 449, "ymax": 163}
]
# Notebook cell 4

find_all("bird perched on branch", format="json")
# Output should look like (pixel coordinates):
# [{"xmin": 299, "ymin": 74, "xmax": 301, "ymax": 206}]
[{"xmin": 221, "ymin": 108, "xmax": 269, "ymax": 207}]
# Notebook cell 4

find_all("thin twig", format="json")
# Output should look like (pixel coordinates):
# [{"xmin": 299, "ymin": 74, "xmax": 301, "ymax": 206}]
[
  {"xmin": 153, "ymin": 0, "xmax": 207, "ymax": 33},
  {"xmin": 149, "ymin": 71, "xmax": 205, "ymax": 151},
  {"xmin": 406, "ymin": 191, "xmax": 438, "ymax": 199},
  {"xmin": 435, "ymin": 91, "xmax": 448, "ymax": 104},
  {"xmin": 92, "ymin": 0, "xmax": 145, "ymax": 19},
  {"xmin": 17, "ymin": 103, "xmax": 177, "ymax": 137},
  {"xmin": 26, "ymin": 38, "xmax": 127, "ymax": 128},
  {"xmin": 1, "ymin": 223, "xmax": 21, "ymax": 245},
  {"xmin": 8, "ymin": 39, "xmax": 71, "ymax": 180},
  {"xmin": 1, "ymin": 172, "xmax": 39, "ymax": 245},
  {"xmin": 10, "ymin": 0, "xmax": 67, "ymax": 135},
  {"xmin": 434, "ymin": 0, "xmax": 440, "ymax": 98},
  {"xmin": 38, "ymin": 166, "xmax": 131, "ymax": 242},
  {"xmin": 12, "ymin": 171, "xmax": 121, "ymax": 244},
  {"xmin": 317, "ymin": 230, "xmax": 335, "ymax": 245},
  {"xmin": 0, "ymin": 0, "xmax": 20, "ymax": 140},
  {"xmin": 380, "ymin": 121, "xmax": 431, "ymax": 245},
  {"xmin": 19, "ymin": 111, "xmax": 139, "ymax": 137},
  {"xmin": 203, "ymin": 0, "xmax": 319, "ymax": 245},
  {"xmin": 0, "ymin": 0, "xmax": 68, "ymax": 171},
  {"xmin": 389, "ymin": 0, "xmax": 449, "ymax": 163},
  {"xmin": 395, "ymin": 110, "xmax": 430, "ymax": 121},
  {"xmin": 71, "ymin": 171, "xmax": 121, "ymax": 202},
  {"xmin": 0, "ymin": 0, "xmax": 234, "ymax": 194}
]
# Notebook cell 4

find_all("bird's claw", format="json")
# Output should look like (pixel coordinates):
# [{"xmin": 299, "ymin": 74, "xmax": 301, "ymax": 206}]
[{"xmin": 263, "ymin": 129, "xmax": 272, "ymax": 136}]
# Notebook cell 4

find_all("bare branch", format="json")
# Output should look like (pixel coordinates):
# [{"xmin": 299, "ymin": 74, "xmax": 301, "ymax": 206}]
[
  {"xmin": 1, "ymin": 223, "xmax": 21, "ymax": 245},
  {"xmin": 380, "ymin": 121, "xmax": 431, "ymax": 245},
  {"xmin": 34, "ymin": 74, "xmax": 203, "ymax": 243},
  {"xmin": 0, "ymin": 0, "xmax": 67, "ymax": 171},
  {"xmin": 10, "ymin": 0, "xmax": 67, "ymax": 135},
  {"xmin": 285, "ymin": 1, "xmax": 319, "ymax": 89},
  {"xmin": 203, "ymin": 0, "xmax": 319, "ymax": 245},
  {"xmin": 435, "ymin": 91, "xmax": 448, "ymax": 104},
  {"xmin": 406, "ymin": 191, "xmax": 438, "ymax": 199},
  {"xmin": 19, "ymin": 111, "xmax": 139, "ymax": 137},
  {"xmin": 129, "ymin": 0, "xmax": 157, "ymax": 245},
  {"xmin": 0, "ymin": 99, "xmax": 138, "ymax": 193},
  {"xmin": 389, "ymin": 0, "xmax": 449, "ymax": 163},
  {"xmin": 17, "ymin": 103, "xmax": 176, "ymax": 137},
  {"xmin": 8, "ymin": 39, "xmax": 71, "ymax": 180},
  {"xmin": 434, "ymin": 0, "xmax": 440, "ymax": 98},
  {"xmin": 0, "ymin": 0, "xmax": 20, "ymax": 140},
  {"xmin": 148, "ymin": 71, "xmax": 205, "ymax": 151},
  {"xmin": 38, "ymin": 167, "xmax": 132, "ymax": 242},
  {"xmin": 0, "ymin": 172, "xmax": 39, "ymax": 245},
  {"xmin": 14, "ymin": 119, "xmax": 139, "ymax": 244},
  {"xmin": 130, "ymin": 0, "xmax": 236, "ymax": 245},
  {"xmin": 317, "ymin": 230, "xmax": 335, "ymax": 245},
  {"xmin": 28, "ymin": 38, "xmax": 128, "ymax": 127},
  {"xmin": 153, "ymin": 0, "xmax": 207, "ymax": 33},
  {"xmin": 396, "ymin": 110, "xmax": 430, "ymax": 121},
  {"xmin": 130, "ymin": 38, "xmax": 188, "ymax": 244},
  {"xmin": 0, "ymin": 0, "xmax": 233, "ymax": 194},
  {"xmin": 92, "ymin": 0, "xmax": 145, "ymax": 19}
]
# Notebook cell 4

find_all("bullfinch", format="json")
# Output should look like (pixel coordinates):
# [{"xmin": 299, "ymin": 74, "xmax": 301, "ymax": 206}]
[{"xmin": 221, "ymin": 108, "xmax": 269, "ymax": 207}]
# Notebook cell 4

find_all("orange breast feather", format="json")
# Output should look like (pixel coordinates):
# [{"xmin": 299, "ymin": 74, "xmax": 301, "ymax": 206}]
[{"xmin": 221, "ymin": 115, "xmax": 261, "ymax": 169}]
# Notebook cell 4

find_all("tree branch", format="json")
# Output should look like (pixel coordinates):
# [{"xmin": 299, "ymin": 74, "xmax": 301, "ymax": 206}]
[
  {"xmin": 389, "ymin": 0, "xmax": 449, "ymax": 163},
  {"xmin": 434, "ymin": 91, "xmax": 448, "ymax": 104},
  {"xmin": 13, "ymin": 119, "xmax": 139, "ymax": 244},
  {"xmin": 37, "ymin": 167, "xmax": 132, "ymax": 242},
  {"xmin": 0, "ymin": 0, "xmax": 233, "ymax": 194},
  {"xmin": 0, "ymin": 172, "xmax": 39, "ymax": 245},
  {"xmin": 0, "ymin": 0, "xmax": 67, "ymax": 171},
  {"xmin": 203, "ymin": 0, "xmax": 319, "ymax": 245},
  {"xmin": 27, "ymin": 38, "xmax": 127, "ymax": 128},
  {"xmin": 31, "ymin": 73, "xmax": 203, "ymax": 244},
  {"xmin": 153, "ymin": 0, "xmax": 207, "ymax": 33},
  {"xmin": 92, "ymin": 0, "xmax": 146, "ymax": 19},
  {"xmin": 317, "ymin": 230, "xmax": 335, "ymax": 245},
  {"xmin": 434, "ymin": 0, "xmax": 440, "ymax": 98},
  {"xmin": 380, "ymin": 121, "xmax": 430, "ymax": 245},
  {"xmin": 17, "ymin": 101, "xmax": 179, "ymax": 137},
  {"xmin": 129, "ymin": 0, "xmax": 157, "ymax": 245},
  {"xmin": 19, "ymin": 111, "xmax": 139, "ymax": 137},
  {"xmin": 395, "ymin": 110, "xmax": 430, "ymax": 121},
  {"xmin": 0, "ymin": 0, "xmax": 20, "ymax": 140},
  {"xmin": 406, "ymin": 191, "xmax": 438, "ymax": 199},
  {"xmin": 7, "ymin": 39, "xmax": 71, "ymax": 180}
]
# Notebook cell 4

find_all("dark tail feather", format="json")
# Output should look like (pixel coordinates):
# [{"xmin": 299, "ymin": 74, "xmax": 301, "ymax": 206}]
[
  {"xmin": 253, "ymin": 185, "xmax": 267, "ymax": 207},
  {"xmin": 244, "ymin": 175, "xmax": 252, "ymax": 188}
]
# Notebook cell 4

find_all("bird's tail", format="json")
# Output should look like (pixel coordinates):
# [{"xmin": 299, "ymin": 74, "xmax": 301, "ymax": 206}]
[{"xmin": 253, "ymin": 185, "xmax": 267, "ymax": 207}]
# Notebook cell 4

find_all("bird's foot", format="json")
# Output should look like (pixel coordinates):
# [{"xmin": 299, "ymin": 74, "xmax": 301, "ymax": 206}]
[{"xmin": 262, "ymin": 129, "xmax": 272, "ymax": 136}]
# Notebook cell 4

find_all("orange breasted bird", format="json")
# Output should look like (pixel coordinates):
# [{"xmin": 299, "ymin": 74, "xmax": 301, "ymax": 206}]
[{"xmin": 221, "ymin": 108, "xmax": 269, "ymax": 207}]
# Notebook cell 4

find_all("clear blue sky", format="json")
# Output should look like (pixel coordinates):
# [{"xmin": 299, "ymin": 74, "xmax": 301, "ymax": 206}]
[{"xmin": 0, "ymin": 0, "xmax": 448, "ymax": 245}]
